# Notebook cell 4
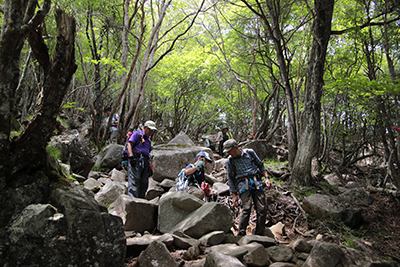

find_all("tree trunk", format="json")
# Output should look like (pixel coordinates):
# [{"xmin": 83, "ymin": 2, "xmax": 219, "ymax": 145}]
[
  {"xmin": 10, "ymin": 9, "xmax": 77, "ymax": 176},
  {"xmin": 0, "ymin": 0, "xmax": 51, "ymax": 183},
  {"xmin": 292, "ymin": 0, "xmax": 334, "ymax": 185}
]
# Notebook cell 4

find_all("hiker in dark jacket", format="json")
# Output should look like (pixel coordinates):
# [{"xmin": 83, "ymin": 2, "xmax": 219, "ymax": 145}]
[
  {"xmin": 224, "ymin": 139, "xmax": 271, "ymax": 236},
  {"xmin": 127, "ymin": 120, "xmax": 157, "ymax": 198}
]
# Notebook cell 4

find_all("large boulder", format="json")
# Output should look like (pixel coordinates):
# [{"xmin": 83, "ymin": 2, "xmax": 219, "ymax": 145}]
[
  {"xmin": 242, "ymin": 140, "xmax": 277, "ymax": 161},
  {"xmin": 168, "ymin": 131, "xmax": 196, "ymax": 146},
  {"xmin": 151, "ymin": 144, "xmax": 214, "ymax": 182},
  {"xmin": 137, "ymin": 240, "xmax": 179, "ymax": 267},
  {"xmin": 49, "ymin": 129, "xmax": 94, "ymax": 178},
  {"xmin": 171, "ymin": 201, "xmax": 235, "ymax": 239},
  {"xmin": 338, "ymin": 187, "xmax": 373, "ymax": 206},
  {"xmin": 158, "ymin": 191, "xmax": 204, "ymax": 234},
  {"xmin": 95, "ymin": 144, "xmax": 125, "ymax": 170},
  {"xmin": 302, "ymin": 242, "xmax": 344, "ymax": 267},
  {"xmin": 0, "ymin": 171, "xmax": 50, "ymax": 228},
  {"xmin": 3, "ymin": 185, "xmax": 126, "ymax": 267},
  {"xmin": 95, "ymin": 181, "xmax": 126, "ymax": 205},
  {"xmin": 302, "ymin": 194, "xmax": 364, "ymax": 229},
  {"xmin": 109, "ymin": 195, "xmax": 157, "ymax": 233}
]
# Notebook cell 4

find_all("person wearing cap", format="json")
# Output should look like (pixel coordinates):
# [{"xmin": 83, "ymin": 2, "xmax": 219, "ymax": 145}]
[
  {"xmin": 218, "ymin": 126, "xmax": 232, "ymax": 156},
  {"xmin": 126, "ymin": 120, "xmax": 157, "ymax": 198},
  {"xmin": 224, "ymin": 139, "xmax": 271, "ymax": 236},
  {"xmin": 104, "ymin": 107, "xmax": 119, "ymax": 143},
  {"xmin": 183, "ymin": 151, "xmax": 213, "ymax": 199}
]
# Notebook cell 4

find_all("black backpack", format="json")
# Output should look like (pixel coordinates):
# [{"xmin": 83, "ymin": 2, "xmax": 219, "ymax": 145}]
[{"xmin": 121, "ymin": 132, "xmax": 144, "ymax": 161}]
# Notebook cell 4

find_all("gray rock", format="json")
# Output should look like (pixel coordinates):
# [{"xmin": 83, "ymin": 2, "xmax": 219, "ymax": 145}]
[
  {"xmin": 269, "ymin": 263, "xmax": 297, "ymax": 267},
  {"xmin": 95, "ymin": 181, "xmax": 126, "ymax": 205},
  {"xmin": 302, "ymin": 193, "xmax": 348, "ymax": 217},
  {"xmin": 214, "ymin": 158, "xmax": 228, "ymax": 172},
  {"xmin": 204, "ymin": 243, "xmax": 249, "ymax": 258},
  {"xmin": 146, "ymin": 178, "xmax": 165, "ymax": 200},
  {"xmin": 158, "ymin": 191, "xmax": 204, "ymax": 234},
  {"xmin": 171, "ymin": 234, "xmax": 200, "ymax": 249},
  {"xmin": 5, "ymin": 185, "xmax": 127, "ymax": 267},
  {"xmin": 212, "ymin": 182, "xmax": 230, "ymax": 195},
  {"xmin": 151, "ymin": 144, "xmax": 214, "ymax": 182},
  {"xmin": 160, "ymin": 178, "xmax": 177, "ymax": 189},
  {"xmin": 242, "ymin": 242, "xmax": 271, "ymax": 267},
  {"xmin": 83, "ymin": 177, "xmax": 103, "ymax": 191},
  {"xmin": 338, "ymin": 187, "xmax": 373, "ymax": 206},
  {"xmin": 205, "ymin": 251, "xmax": 245, "ymax": 267},
  {"xmin": 137, "ymin": 240, "xmax": 179, "ymax": 267},
  {"xmin": 241, "ymin": 140, "xmax": 277, "ymax": 161},
  {"xmin": 292, "ymin": 238, "xmax": 312, "ymax": 253},
  {"xmin": 110, "ymin": 168, "xmax": 127, "ymax": 182},
  {"xmin": 323, "ymin": 173, "xmax": 343, "ymax": 186},
  {"xmin": 237, "ymin": 235, "xmax": 276, "ymax": 247},
  {"xmin": 302, "ymin": 241, "xmax": 344, "ymax": 267},
  {"xmin": 126, "ymin": 233, "xmax": 173, "ymax": 249},
  {"xmin": 200, "ymin": 231, "xmax": 226, "ymax": 246},
  {"xmin": 109, "ymin": 194, "xmax": 157, "ymax": 233},
  {"xmin": 95, "ymin": 144, "xmax": 125, "ymax": 170},
  {"xmin": 266, "ymin": 244, "xmax": 293, "ymax": 262},
  {"xmin": 171, "ymin": 202, "xmax": 234, "ymax": 239},
  {"xmin": 49, "ymin": 129, "xmax": 94, "ymax": 177},
  {"xmin": 168, "ymin": 131, "xmax": 196, "ymax": 146}
]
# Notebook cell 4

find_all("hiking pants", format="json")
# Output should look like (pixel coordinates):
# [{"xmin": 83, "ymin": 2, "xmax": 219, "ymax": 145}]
[
  {"xmin": 238, "ymin": 189, "xmax": 267, "ymax": 236},
  {"xmin": 218, "ymin": 141, "xmax": 224, "ymax": 156},
  {"xmin": 128, "ymin": 158, "xmax": 149, "ymax": 198}
]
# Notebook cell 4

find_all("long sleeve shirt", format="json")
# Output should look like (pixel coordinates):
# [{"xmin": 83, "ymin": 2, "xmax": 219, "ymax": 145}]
[
  {"xmin": 215, "ymin": 131, "xmax": 223, "ymax": 142},
  {"xmin": 226, "ymin": 149, "xmax": 267, "ymax": 194}
]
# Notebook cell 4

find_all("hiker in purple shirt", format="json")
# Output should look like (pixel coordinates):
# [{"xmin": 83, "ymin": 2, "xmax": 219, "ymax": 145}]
[{"xmin": 127, "ymin": 120, "xmax": 157, "ymax": 198}]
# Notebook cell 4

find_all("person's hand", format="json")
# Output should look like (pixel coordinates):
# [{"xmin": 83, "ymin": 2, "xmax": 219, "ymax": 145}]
[
  {"xmin": 232, "ymin": 193, "xmax": 238, "ymax": 208},
  {"xmin": 196, "ymin": 160, "xmax": 205, "ymax": 169},
  {"xmin": 128, "ymin": 156, "xmax": 135, "ymax": 166},
  {"xmin": 265, "ymin": 177, "xmax": 272, "ymax": 190}
]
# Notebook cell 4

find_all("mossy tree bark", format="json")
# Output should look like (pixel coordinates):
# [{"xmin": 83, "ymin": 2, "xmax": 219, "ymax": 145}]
[{"xmin": 0, "ymin": 3, "xmax": 77, "ymax": 184}]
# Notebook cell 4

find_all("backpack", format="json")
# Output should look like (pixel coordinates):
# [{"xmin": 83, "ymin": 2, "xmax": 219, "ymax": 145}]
[
  {"xmin": 176, "ymin": 168, "xmax": 189, "ymax": 192},
  {"xmin": 121, "ymin": 132, "xmax": 144, "ymax": 170},
  {"xmin": 227, "ymin": 149, "xmax": 264, "ymax": 193}
]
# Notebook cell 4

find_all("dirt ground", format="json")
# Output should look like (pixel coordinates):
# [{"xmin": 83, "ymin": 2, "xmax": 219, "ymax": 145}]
[
  {"xmin": 125, "ymin": 185, "xmax": 400, "ymax": 266},
  {"xmin": 360, "ymin": 192, "xmax": 400, "ymax": 261}
]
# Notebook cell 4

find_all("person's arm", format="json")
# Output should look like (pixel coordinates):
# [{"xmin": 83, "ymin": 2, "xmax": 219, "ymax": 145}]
[
  {"xmin": 114, "ymin": 114, "xmax": 119, "ymax": 125},
  {"xmin": 262, "ymin": 170, "xmax": 272, "ymax": 189},
  {"xmin": 248, "ymin": 150, "xmax": 272, "ymax": 190},
  {"xmin": 185, "ymin": 157, "xmax": 204, "ymax": 175},
  {"xmin": 127, "ymin": 133, "xmax": 138, "ymax": 157},
  {"xmin": 226, "ymin": 159, "xmax": 239, "ymax": 207},
  {"xmin": 127, "ymin": 142, "xmax": 134, "ymax": 157}
]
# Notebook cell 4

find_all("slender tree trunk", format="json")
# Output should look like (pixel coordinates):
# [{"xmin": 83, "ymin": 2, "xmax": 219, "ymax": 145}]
[
  {"xmin": 292, "ymin": 0, "xmax": 334, "ymax": 185},
  {"xmin": 86, "ymin": 8, "xmax": 103, "ymax": 147}
]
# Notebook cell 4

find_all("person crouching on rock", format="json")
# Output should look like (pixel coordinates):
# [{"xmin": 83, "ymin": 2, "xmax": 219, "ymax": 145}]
[{"xmin": 184, "ymin": 151, "xmax": 213, "ymax": 200}]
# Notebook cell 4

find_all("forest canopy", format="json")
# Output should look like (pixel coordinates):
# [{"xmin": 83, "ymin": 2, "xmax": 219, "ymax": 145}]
[{"xmin": 1, "ymin": 0, "xmax": 400, "ymax": 186}]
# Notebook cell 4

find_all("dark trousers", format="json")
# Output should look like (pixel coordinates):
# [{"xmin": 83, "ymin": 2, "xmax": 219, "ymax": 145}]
[
  {"xmin": 218, "ymin": 141, "xmax": 224, "ymax": 156},
  {"xmin": 238, "ymin": 189, "xmax": 267, "ymax": 236},
  {"xmin": 128, "ymin": 159, "xmax": 149, "ymax": 198}
]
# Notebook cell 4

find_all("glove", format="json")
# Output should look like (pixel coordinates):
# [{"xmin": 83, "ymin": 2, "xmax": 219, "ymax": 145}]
[
  {"xmin": 128, "ymin": 156, "xmax": 135, "ymax": 166},
  {"xmin": 196, "ymin": 160, "xmax": 205, "ymax": 169}
]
